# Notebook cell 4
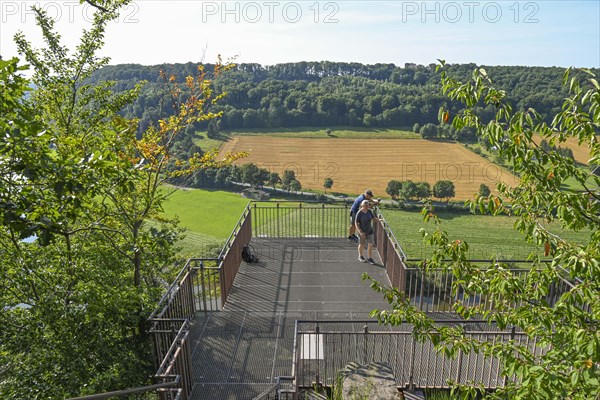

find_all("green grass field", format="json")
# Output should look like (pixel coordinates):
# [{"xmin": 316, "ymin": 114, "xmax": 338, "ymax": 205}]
[
  {"xmin": 160, "ymin": 189, "xmax": 591, "ymax": 260},
  {"xmin": 379, "ymin": 208, "xmax": 591, "ymax": 260},
  {"xmin": 160, "ymin": 188, "xmax": 249, "ymax": 257},
  {"xmin": 380, "ymin": 208, "xmax": 534, "ymax": 260},
  {"xmin": 193, "ymin": 130, "xmax": 229, "ymax": 151},
  {"xmin": 160, "ymin": 187, "xmax": 591, "ymax": 260}
]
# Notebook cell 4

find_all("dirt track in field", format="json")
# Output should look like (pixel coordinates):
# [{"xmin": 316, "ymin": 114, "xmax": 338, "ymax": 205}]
[{"xmin": 221, "ymin": 137, "xmax": 521, "ymax": 199}]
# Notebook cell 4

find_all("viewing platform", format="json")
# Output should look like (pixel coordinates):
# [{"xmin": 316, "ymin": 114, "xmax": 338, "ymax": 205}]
[
  {"xmin": 188, "ymin": 237, "xmax": 392, "ymax": 399},
  {"xmin": 147, "ymin": 203, "xmax": 559, "ymax": 400}
]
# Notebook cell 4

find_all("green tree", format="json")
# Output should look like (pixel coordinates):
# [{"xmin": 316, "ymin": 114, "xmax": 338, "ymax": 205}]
[
  {"xmin": 2, "ymin": 3, "xmax": 243, "ymax": 398},
  {"xmin": 207, "ymin": 119, "xmax": 219, "ymax": 138},
  {"xmin": 268, "ymin": 171, "xmax": 282, "ymax": 188},
  {"xmin": 2, "ymin": 7, "xmax": 151, "ymax": 397},
  {"xmin": 432, "ymin": 180, "xmax": 456, "ymax": 202},
  {"xmin": 290, "ymin": 179, "xmax": 302, "ymax": 193},
  {"xmin": 386, "ymin": 180, "xmax": 403, "ymax": 199},
  {"xmin": 366, "ymin": 64, "xmax": 600, "ymax": 399},
  {"xmin": 323, "ymin": 177, "xmax": 334, "ymax": 193},
  {"xmin": 282, "ymin": 169, "xmax": 296, "ymax": 191},
  {"xmin": 478, "ymin": 183, "xmax": 491, "ymax": 197},
  {"xmin": 240, "ymin": 163, "xmax": 268, "ymax": 187},
  {"xmin": 399, "ymin": 180, "xmax": 418, "ymax": 201},
  {"xmin": 415, "ymin": 182, "xmax": 431, "ymax": 200},
  {"xmin": 420, "ymin": 123, "xmax": 439, "ymax": 139}
]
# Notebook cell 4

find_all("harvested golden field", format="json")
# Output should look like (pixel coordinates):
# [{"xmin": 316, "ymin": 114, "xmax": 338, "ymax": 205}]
[
  {"xmin": 221, "ymin": 137, "xmax": 520, "ymax": 200},
  {"xmin": 532, "ymin": 135, "xmax": 594, "ymax": 165}
]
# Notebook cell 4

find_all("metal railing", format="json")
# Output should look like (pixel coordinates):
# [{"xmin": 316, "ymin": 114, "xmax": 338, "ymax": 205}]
[
  {"xmin": 251, "ymin": 377, "xmax": 295, "ymax": 400},
  {"xmin": 372, "ymin": 208, "xmax": 577, "ymax": 313},
  {"xmin": 67, "ymin": 201, "xmax": 582, "ymax": 399},
  {"xmin": 293, "ymin": 320, "xmax": 544, "ymax": 391},
  {"xmin": 141, "ymin": 203, "xmax": 252, "ymax": 400},
  {"xmin": 218, "ymin": 203, "xmax": 252, "ymax": 305},
  {"xmin": 402, "ymin": 265, "xmax": 575, "ymax": 312},
  {"xmin": 67, "ymin": 378, "xmax": 182, "ymax": 400},
  {"xmin": 153, "ymin": 319, "xmax": 193, "ymax": 400},
  {"xmin": 373, "ymin": 210, "xmax": 409, "ymax": 291},
  {"xmin": 251, "ymin": 201, "xmax": 350, "ymax": 238},
  {"xmin": 147, "ymin": 257, "xmax": 222, "ymax": 400}
]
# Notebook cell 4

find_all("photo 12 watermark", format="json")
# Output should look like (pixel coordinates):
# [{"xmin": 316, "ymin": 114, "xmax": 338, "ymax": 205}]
[
  {"xmin": 258, "ymin": 161, "xmax": 340, "ymax": 184},
  {"xmin": 398, "ymin": 1, "xmax": 540, "ymax": 23},
  {"xmin": 397, "ymin": 161, "xmax": 506, "ymax": 184},
  {"xmin": 199, "ymin": 1, "xmax": 340, "ymax": 24},
  {"xmin": 1, "ymin": 1, "xmax": 140, "ymax": 24}
]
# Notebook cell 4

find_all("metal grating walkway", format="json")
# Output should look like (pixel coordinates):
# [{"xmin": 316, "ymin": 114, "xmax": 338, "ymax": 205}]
[
  {"xmin": 188, "ymin": 238, "xmax": 392, "ymax": 399},
  {"xmin": 225, "ymin": 238, "xmax": 391, "ymax": 313}
]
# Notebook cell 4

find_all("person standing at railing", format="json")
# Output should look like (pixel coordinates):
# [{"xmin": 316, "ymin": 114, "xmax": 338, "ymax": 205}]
[
  {"xmin": 348, "ymin": 189, "xmax": 380, "ymax": 242},
  {"xmin": 355, "ymin": 199, "xmax": 381, "ymax": 264}
]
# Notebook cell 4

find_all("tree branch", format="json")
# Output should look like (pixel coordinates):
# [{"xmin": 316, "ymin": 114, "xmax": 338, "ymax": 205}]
[{"xmin": 84, "ymin": 0, "xmax": 108, "ymax": 13}]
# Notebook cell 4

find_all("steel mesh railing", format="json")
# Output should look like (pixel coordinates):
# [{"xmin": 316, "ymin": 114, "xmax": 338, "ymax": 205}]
[
  {"xmin": 218, "ymin": 203, "xmax": 252, "ymax": 305},
  {"xmin": 153, "ymin": 319, "xmax": 193, "ymax": 400},
  {"xmin": 292, "ymin": 320, "xmax": 544, "ymax": 391},
  {"xmin": 251, "ymin": 202, "xmax": 350, "ymax": 238}
]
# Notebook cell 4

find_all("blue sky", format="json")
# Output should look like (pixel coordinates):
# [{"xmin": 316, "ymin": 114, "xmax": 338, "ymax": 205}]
[{"xmin": 1, "ymin": 0, "xmax": 599, "ymax": 67}]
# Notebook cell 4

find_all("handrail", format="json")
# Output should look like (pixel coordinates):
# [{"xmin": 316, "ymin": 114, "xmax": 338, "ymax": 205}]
[
  {"xmin": 405, "ymin": 258, "xmax": 554, "ymax": 263},
  {"xmin": 250, "ymin": 201, "xmax": 350, "ymax": 207},
  {"xmin": 155, "ymin": 319, "xmax": 188, "ymax": 372},
  {"xmin": 148, "ymin": 258, "xmax": 199, "ymax": 320},
  {"xmin": 375, "ymin": 207, "xmax": 407, "ymax": 260},
  {"xmin": 251, "ymin": 383, "xmax": 279, "ymax": 400},
  {"xmin": 292, "ymin": 320, "xmax": 530, "ymax": 391},
  {"xmin": 218, "ymin": 202, "xmax": 252, "ymax": 261},
  {"xmin": 66, "ymin": 376, "xmax": 180, "ymax": 400},
  {"xmin": 252, "ymin": 376, "xmax": 295, "ymax": 400}
]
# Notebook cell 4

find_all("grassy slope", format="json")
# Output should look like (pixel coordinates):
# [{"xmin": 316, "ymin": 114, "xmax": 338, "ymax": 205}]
[
  {"xmin": 193, "ymin": 130, "xmax": 229, "ymax": 151},
  {"xmin": 380, "ymin": 208, "xmax": 590, "ymax": 260},
  {"xmin": 381, "ymin": 208, "xmax": 534, "ymax": 260},
  {"xmin": 160, "ymin": 188, "xmax": 249, "ymax": 257},
  {"xmin": 161, "ymin": 187, "xmax": 590, "ymax": 261}
]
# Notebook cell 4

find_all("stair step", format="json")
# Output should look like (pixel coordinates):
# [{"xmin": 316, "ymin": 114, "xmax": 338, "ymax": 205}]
[
  {"xmin": 300, "ymin": 389, "xmax": 329, "ymax": 400},
  {"xmin": 403, "ymin": 389, "xmax": 426, "ymax": 399}
]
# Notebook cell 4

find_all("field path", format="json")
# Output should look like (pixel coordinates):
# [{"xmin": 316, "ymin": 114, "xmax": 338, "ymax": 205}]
[
  {"xmin": 218, "ymin": 137, "xmax": 239, "ymax": 156},
  {"xmin": 221, "ymin": 137, "xmax": 520, "ymax": 199}
]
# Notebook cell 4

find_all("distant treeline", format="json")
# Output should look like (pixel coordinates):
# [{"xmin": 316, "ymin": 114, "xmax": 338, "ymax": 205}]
[{"xmin": 89, "ymin": 61, "xmax": 597, "ymax": 137}]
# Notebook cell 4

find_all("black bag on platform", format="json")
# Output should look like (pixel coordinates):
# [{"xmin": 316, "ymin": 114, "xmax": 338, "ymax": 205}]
[{"xmin": 241, "ymin": 244, "xmax": 258, "ymax": 263}]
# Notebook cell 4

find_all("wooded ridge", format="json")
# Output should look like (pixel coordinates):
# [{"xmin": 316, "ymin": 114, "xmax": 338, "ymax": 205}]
[{"xmin": 90, "ymin": 61, "xmax": 599, "ymax": 133}]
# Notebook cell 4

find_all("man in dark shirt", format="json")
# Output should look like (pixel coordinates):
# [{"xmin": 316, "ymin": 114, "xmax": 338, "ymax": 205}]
[
  {"xmin": 348, "ymin": 189, "xmax": 379, "ymax": 241},
  {"xmin": 355, "ymin": 200, "xmax": 377, "ymax": 264}
]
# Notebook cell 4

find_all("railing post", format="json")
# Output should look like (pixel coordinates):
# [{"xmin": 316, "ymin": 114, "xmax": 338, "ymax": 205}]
[
  {"xmin": 315, "ymin": 324, "xmax": 320, "ymax": 388},
  {"xmin": 363, "ymin": 325, "xmax": 369, "ymax": 364},
  {"xmin": 504, "ymin": 326, "xmax": 516, "ymax": 387},
  {"xmin": 409, "ymin": 326, "xmax": 417, "ymax": 390},
  {"xmin": 248, "ymin": 203, "xmax": 253, "ymax": 240},
  {"xmin": 187, "ymin": 262, "xmax": 195, "ymax": 317},
  {"xmin": 419, "ymin": 264, "xmax": 426, "ymax": 311},
  {"xmin": 455, "ymin": 324, "xmax": 465, "ymax": 385},
  {"xmin": 253, "ymin": 202, "xmax": 257, "ymax": 236},
  {"xmin": 200, "ymin": 261, "xmax": 208, "ymax": 313},
  {"xmin": 321, "ymin": 203, "xmax": 325, "ymax": 238},
  {"xmin": 277, "ymin": 202, "xmax": 280, "ymax": 238},
  {"xmin": 292, "ymin": 320, "xmax": 300, "ymax": 396},
  {"xmin": 299, "ymin": 202, "xmax": 303, "ymax": 237}
]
